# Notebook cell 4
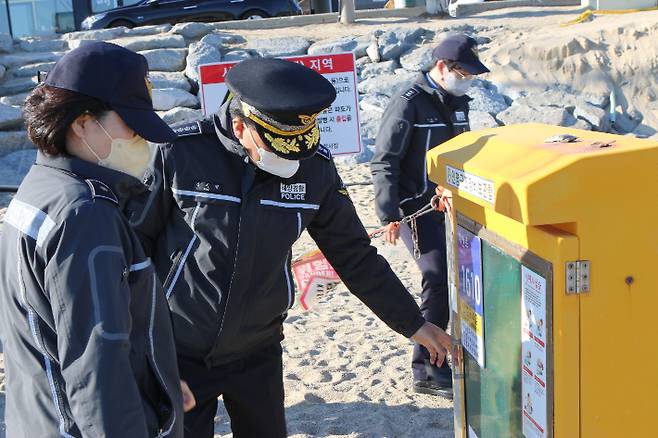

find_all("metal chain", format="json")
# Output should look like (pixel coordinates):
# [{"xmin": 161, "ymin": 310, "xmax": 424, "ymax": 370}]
[{"xmin": 370, "ymin": 195, "xmax": 442, "ymax": 254}]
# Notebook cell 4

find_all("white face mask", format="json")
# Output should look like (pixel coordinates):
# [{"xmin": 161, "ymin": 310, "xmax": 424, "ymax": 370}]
[
  {"xmin": 443, "ymin": 71, "xmax": 474, "ymax": 97},
  {"xmin": 83, "ymin": 119, "xmax": 152, "ymax": 179},
  {"xmin": 246, "ymin": 128, "xmax": 300, "ymax": 179}
]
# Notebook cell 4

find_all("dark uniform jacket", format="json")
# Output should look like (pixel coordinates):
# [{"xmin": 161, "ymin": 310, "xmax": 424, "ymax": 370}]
[
  {"xmin": 136, "ymin": 102, "xmax": 426, "ymax": 367},
  {"xmin": 0, "ymin": 153, "xmax": 184, "ymax": 438},
  {"xmin": 371, "ymin": 73, "xmax": 471, "ymax": 224}
]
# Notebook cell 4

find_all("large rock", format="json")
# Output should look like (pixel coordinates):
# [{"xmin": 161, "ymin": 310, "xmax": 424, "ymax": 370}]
[
  {"xmin": 359, "ymin": 93, "xmax": 390, "ymax": 114},
  {"xmin": 399, "ymin": 45, "xmax": 435, "ymax": 72},
  {"xmin": 248, "ymin": 37, "xmax": 311, "ymax": 57},
  {"xmin": 574, "ymin": 100, "xmax": 609, "ymax": 132},
  {"xmin": 497, "ymin": 103, "xmax": 577, "ymax": 127},
  {"xmin": 0, "ymin": 51, "xmax": 62, "ymax": 68},
  {"xmin": 1, "ymin": 93, "xmax": 29, "ymax": 107},
  {"xmin": 467, "ymin": 86, "xmax": 509, "ymax": 115},
  {"xmin": 377, "ymin": 27, "xmax": 426, "ymax": 61},
  {"xmin": 0, "ymin": 33, "xmax": 13, "ymax": 53},
  {"xmin": 0, "ymin": 65, "xmax": 5, "ymax": 81},
  {"xmin": 159, "ymin": 107, "xmax": 203, "ymax": 125},
  {"xmin": 11, "ymin": 61, "xmax": 56, "ymax": 78},
  {"xmin": 150, "ymin": 71, "xmax": 191, "ymax": 91},
  {"xmin": 0, "ymin": 131, "xmax": 32, "ymax": 156},
  {"xmin": 109, "ymin": 34, "xmax": 186, "ymax": 52},
  {"xmin": 0, "ymin": 103, "xmax": 24, "ymax": 130},
  {"xmin": 514, "ymin": 89, "xmax": 578, "ymax": 111},
  {"xmin": 200, "ymin": 32, "xmax": 246, "ymax": 47},
  {"xmin": 612, "ymin": 111, "xmax": 641, "ymax": 134},
  {"xmin": 224, "ymin": 50, "xmax": 255, "ymax": 62},
  {"xmin": 171, "ymin": 22, "xmax": 217, "ymax": 40},
  {"xmin": 359, "ymin": 109, "xmax": 384, "ymax": 142},
  {"xmin": 366, "ymin": 39, "xmax": 380, "ymax": 63},
  {"xmin": 469, "ymin": 111, "xmax": 499, "ymax": 130},
  {"xmin": 124, "ymin": 24, "xmax": 172, "ymax": 36},
  {"xmin": 63, "ymin": 28, "xmax": 125, "ymax": 41},
  {"xmin": 140, "ymin": 48, "xmax": 187, "ymax": 72},
  {"xmin": 18, "ymin": 38, "xmax": 66, "ymax": 52},
  {"xmin": 152, "ymin": 88, "xmax": 199, "ymax": 111},
  {"xmin": 0, "ymin": 77, "xmax": 37, "ymax": 96},
  {"xmin": 185, "ymin": 41, "xmax": 221, "ymax": 82},
  {"xmin": 357, "ymin": 71, "xmax": 416, "ymax": 98},
  {"xmin": 360, "ymin": 60, "xmax": 397, "ymax": 80},
  {"xmin": 307, "ymin": 36, "xmax": 370, "ymax": 58}
]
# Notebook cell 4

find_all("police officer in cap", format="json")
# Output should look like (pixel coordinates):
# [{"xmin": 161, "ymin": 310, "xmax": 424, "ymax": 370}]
[
  {"xmin": 371, "ymin": 33, "xmax": 490, "ymax": 398},
  {"xmin": 137, "ymin": 57, "xmax": 453, "ymax": 437},
  {"xmin": 0, "ymin": 42, "xmax": 190, "ymax": 437}
]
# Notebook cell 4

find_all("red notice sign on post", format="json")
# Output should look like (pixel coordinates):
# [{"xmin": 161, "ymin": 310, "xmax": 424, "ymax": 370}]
[{"xmin": 198, "ymin": 53, "xmax": 362, "ymax": 156}]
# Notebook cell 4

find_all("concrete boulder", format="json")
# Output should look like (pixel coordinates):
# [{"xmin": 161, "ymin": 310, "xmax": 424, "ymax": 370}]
[
  {"xmin": 200, "ymin": 32, "xmax": 246, "ymax": 47},
  {"xmin": 159, "ymin": 107, "xmax": 203, "ymax": 125},
  {"xmin": 307, "ymin": 36, "xmax": 370, "ymax": 58},
  {"xmin": 0, "ymin": 52, "xmax": 63, "ymax": 68},
  {"xmin": 399, "ymin": 45, "xmax": 435, "ymax": 72},
  {"xmin": 185, "ymin": 41, "xmax": 222, "ymax": 82},
  {"xmin": 223, "ymin": 50, "xmax": 255, "ymax": 61},
  {"xmin": 171, "ymin": 22, "xmax": 217, "ymax": 40},
  {"xmin": 152, "ymin": 88, "xmax": 199, "ymax": 111},
  {"xmin": 0, "ymin": 77, "xmax": 38, "ymax": 97},
  {"xmin": 124, "ymin": 24, "xmax": 172, "ymax": 36},
  {"xmin": 467, "ymin": 86, "xmax": 509, "ymax": 115},
  {"xmin": 109, "ymin": 34, "xmax": 186, "ymax": 52},
  {"xmin": 377, "ymin": 27, "xmax": 426, "ymax": 61},
  {"xmin": 469, "ymin": 111, "xmax": 499, "ymax": 130},
  {"xmin": 140, "ymin": 48, "xmax": 187, "ymax": 72},
  {"xmin": 0, "ymin": 131, "xmax": 33, "ymax": 156},
  {"xmin": 357, "ymin": 71, "xmax": 416, "ymax": 98},
  {"xmin": 150, "ymin": 71, "xmax": 191, "ymax": 91},
  {"xmin": 360, "ymin": 60, "xmax": 397, "ymax": 80},
  {"xmin": 359, "ymin": 93, "xmax": 390, "ymax": 114},
  {"xmin": 12, "ymin": 61, "xmax": 56, "ymax": 78},
  {"xmin": 497, "ymin": 103, "xmax": 577, "ymax": 127},
  {"xmin": 0, "ymin": 93, "xmax": 29, "ymax": 107},
  {"xmin": 0, "ymin": 103, "xmax": 24, "ymax": 130},
  {"xmin": 18, "ymin": 38, "xmax": 67, "ymax": 53},
  {"xmin": 248, "ymin": 37, "xmax": 311, "ymax": 57},
  {"xmin": 63, "ymin": 28, "xmax": 125, "ymax": 41}
]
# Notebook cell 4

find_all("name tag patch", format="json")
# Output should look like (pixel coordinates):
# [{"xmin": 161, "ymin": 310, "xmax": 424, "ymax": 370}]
[{"xmin": 281, "ymin": 183, "xmax": 306, "ymax": 201}]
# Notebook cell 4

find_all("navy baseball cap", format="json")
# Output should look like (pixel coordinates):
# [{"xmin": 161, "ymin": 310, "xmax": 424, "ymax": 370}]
[
  {"xmin": 432, "ymin": 34, "xmax": 490, "ymax": 75},
  {"xmin": 44, "ymin": 42, "xmax": 175, "ymax": 143},
  {"xmin": 226, "ymin": 58, "xmax": 337, "ymax": 160}
]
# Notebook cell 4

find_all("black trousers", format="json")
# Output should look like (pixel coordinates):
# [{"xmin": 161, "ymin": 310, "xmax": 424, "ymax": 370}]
[
  {"xmin": 399, "ymin": 206, "xmax": 450, "ymax": 381},
  {"xmin": 178, "ymin": 343, "xmax": 287, "ymax": 438}
]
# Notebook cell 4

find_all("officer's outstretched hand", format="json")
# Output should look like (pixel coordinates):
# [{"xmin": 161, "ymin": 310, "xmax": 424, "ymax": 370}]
[
  {"xmin": 384, "ymin": 221, "xmax": 401, "ymax": 245},
  {"xmin": 410, "ymin": 322, "xmax": 452, "ymax": 367}
]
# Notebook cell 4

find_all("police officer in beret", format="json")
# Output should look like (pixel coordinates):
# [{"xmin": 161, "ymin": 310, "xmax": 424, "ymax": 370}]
[
  {"xmin": 137, "ymin": 57, "xmax": 453, "ymax": 437},
  {"xmin": 371, "ymin": 33, "xmax": 490, "ymax": 398},
  {"xmin": 0, "ymin": 42, "xmax": 190, "ymax": 437}
]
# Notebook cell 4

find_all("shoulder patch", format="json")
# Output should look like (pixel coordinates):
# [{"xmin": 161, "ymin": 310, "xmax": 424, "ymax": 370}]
[
  {"xmin": 172, "ymin": 121, "xmax": 202, "ymax": 137},
  {"xmin": 401, "ymin": 87, "xmax": 420, "ymax": 101},
  {"xmin": 85, "ymin": 179, "xmax": 118, "ymax": 205},
  {"xmin": 316, "ymin": 145, "xmax": 332, "ymax": 161}
]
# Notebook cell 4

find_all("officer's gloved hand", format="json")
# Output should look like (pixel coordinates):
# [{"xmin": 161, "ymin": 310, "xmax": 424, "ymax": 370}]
[{"xmin": 410, "ymin": 322, "xmax": 453, "ymax": 367}]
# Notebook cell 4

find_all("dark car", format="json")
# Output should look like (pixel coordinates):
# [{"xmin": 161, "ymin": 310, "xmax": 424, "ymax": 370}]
[{"xmin": 81, "ymin": 0, "xmax": 302, "ymax": 30}]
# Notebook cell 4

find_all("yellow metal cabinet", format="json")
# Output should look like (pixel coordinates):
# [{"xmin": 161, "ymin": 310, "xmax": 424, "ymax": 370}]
[{"xmin": 426, "ymin": 123, "xmax": 658, "ymax": 438}]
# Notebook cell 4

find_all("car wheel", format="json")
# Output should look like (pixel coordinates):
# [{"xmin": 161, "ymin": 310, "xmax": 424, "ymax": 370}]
[
  {"xmin": 109, "ymin": 19, "xmax": 135, "ymax": 28},
  {"xmin": 241, "ymin": 10, "xmax": 269, "ymax": 19}
]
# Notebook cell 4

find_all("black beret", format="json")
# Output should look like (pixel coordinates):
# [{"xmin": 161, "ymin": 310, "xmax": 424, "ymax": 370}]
[{"xmin": 226, "ymin": 58, "xmax": 337, "ymax": 160}]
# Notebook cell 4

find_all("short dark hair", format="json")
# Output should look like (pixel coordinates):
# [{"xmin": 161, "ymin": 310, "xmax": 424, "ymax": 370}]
[
  {"xmin": 23, "ymin": 84, "xmax": 111, "ymax": 156},
  {"xmin": 227, "ymin": 97, "xmax": 256, "ymax": 129}
]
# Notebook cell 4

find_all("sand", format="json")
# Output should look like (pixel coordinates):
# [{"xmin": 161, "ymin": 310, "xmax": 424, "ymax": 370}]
[{"xmin": 2, "ymin": 5, "xmax": 658, "ymax": 437}]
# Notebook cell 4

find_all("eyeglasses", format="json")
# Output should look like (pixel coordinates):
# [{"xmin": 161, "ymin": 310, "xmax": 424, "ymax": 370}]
[{"xmin": 445, "ymin": 61, "xmax": 473, "ymax": 79}]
